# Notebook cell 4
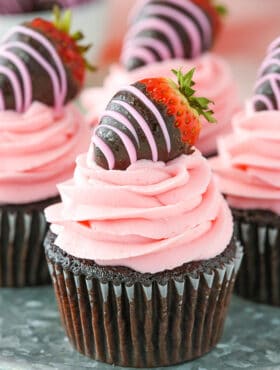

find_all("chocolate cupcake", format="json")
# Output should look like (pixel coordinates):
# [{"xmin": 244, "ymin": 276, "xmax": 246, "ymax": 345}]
[
  {"xmin": 45, "ymin": 69, "xmax": 243, "ymax": 367},
  {"xmin": 211, "ymin": 35, "xmax": 280, "ymax": 305},
  {"xmin": 0, "ymin": 9, "xmax": 91, "ymax": 286}
]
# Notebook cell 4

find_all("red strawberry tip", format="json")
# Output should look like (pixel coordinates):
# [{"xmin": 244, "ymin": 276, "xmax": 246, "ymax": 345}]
[{"xmin": 172, "ymin": 68, "xmax": 217, "ymax": 124}]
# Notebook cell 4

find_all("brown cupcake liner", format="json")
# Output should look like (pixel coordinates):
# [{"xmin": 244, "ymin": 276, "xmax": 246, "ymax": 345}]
[
  {"xmin": 46, "ymin": 242, "xmax": 243, "ymax": 368},
  {"xmin": 233, "ymin": 208, "xmax": 280, "ymax": 305},
  {"xmin": 0, "ymin": 197, "xmax": 58, "ymax": 287}
]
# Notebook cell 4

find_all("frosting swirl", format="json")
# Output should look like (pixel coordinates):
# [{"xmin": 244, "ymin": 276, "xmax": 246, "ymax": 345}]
[
  {"xmin": 45, "ymin": 150, "xmax": 233, "ymax": 273},
  {"xmin": 0, "ymin": 102, "xmax": 89, "ymax": 204},
  {"xmin": 81, "ymin": 53, "xmax": 239, "ymax": 156},
  {"xmin": 211, "ymin": 110, "xmax": 280, "ymax": 215}
]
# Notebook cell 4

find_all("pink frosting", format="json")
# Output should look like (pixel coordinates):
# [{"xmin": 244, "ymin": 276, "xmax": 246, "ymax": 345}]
[
  {"xmin": 0, "ymin": 102, "xmax": 90, "ymax": 204},
  {"xmin": 45, "ymin": 150, "xmax": 233, "ymax": 273},
  {"xmin": 211, "ymin": 110, "xmax": 280, "ymax": 215},
  {"xmin": 81, "ymin": 53, "xmax": 240, "ymax": 156}
]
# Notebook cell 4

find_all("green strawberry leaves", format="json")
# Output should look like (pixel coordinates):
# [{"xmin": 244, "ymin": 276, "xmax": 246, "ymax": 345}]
[
  {"xmin": 172, "ymin": 68, "xmax": 217, "ymax": 123},
  {"xmin": 52, "ymin": 6, "xmax": 96, "ymax": 72},
  {"xmin": 53, "ymin": 6, "xmax": 72, "ymax": 33}
]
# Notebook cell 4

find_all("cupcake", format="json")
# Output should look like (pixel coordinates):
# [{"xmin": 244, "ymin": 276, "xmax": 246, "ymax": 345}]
[
  {"xmin": 211, "ymin": 36, "xmax": 280, "ymax": 305},
  {"xmin": 0, "ymin": 0, "xmax": 95, "ymax": 14},
  {"xmin": 81, "ymin": 0, "xmax": 240, "ymax": 157},
  {"xmin": 45, "ymin": 69, "xmax": 243, "ymax": 367},
  {"xmin": 0, "ymin": 9, "xmax": 91, "ymax": 286}
]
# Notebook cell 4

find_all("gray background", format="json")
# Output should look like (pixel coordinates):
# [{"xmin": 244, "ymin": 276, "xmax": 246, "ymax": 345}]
[{"xmin": 0, "ymin": 287, "xmax": 279, "ymax": 370}]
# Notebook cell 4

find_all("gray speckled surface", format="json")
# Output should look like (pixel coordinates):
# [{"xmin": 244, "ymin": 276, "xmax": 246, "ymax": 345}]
[{"xmin": 0, "ymin": 288, "xmax": 279, "ymax": 370}]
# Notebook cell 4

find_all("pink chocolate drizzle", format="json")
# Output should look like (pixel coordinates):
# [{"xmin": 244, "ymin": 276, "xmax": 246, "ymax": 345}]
[
  {"xmin": 92, "ymin": 83, "xmax": 174, "ymax": 169},
  {"xmin": 251, "ymin": 35, "xmax": 280, "ymax": 111}
]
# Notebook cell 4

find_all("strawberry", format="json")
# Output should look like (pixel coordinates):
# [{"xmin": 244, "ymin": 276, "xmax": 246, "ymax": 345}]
[
  {"xmin": 121, "ymin": 0, "xmax": 227, "ymax": 71},
  {"xmin": 140, "ymin": 68, "xmax": 215, "ymax": 146},
  {"xmin": 0, "ymin": 7, "xmax": 94, "ymax": 112},
  {"xmin": 92, "ymin": 68, "xmax": 216, "ymax": 170}
]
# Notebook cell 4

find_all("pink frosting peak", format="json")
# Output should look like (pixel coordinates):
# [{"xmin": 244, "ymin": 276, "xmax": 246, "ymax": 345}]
[
  {"xmin": 45, "ymin": 150, "xmax": 233, "ymax": 273},
  {"xmin": 0, "ymin": 102, "xmax": 90, "ymax": 204},
  {"xmin": 211, "ymin": 110, "xmax": 280, "ymax": 215},
  {"xmin": 81, "ymin": 53, "xmax": 240, "ymax": 156}
]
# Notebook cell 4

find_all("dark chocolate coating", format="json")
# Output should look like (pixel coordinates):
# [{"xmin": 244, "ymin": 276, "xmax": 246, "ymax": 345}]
[{"xmin": 33, "ymin": 1, "xmax": 63, "ymax": 11}]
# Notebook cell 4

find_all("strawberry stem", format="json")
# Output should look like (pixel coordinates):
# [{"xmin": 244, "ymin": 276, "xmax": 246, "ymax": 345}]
[
  {"xmin": 53, "ymin": 6, "xmax": 72, "ymax": 33},
  {"xmin": 85, "ymin": 60, "xmax": 97, "ymax": 72},
  {"xmin": 52, "ymin": 6, "xmax": 95, "ymax": 73},
  {"xmin": 72, "ymin": 31, "xmax": 84, "ymax": 41},
  {"xmin": 172, "ymin": 68, "xmax": 217, "ymax": 123},
  {"xmin": 215, "ymin": 4, "xmax": 228, "ymax": 16}
]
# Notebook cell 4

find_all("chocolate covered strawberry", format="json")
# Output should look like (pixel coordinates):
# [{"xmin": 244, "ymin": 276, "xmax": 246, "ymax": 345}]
[
  {"xmin": 0, "ymin": 7, "xmax": 93, "ymax": 112},
  {"xmin": 92, "ymin": 68, "xmax": 216, "ymax": 170},
  {"xmin": 121, "ymin": 0, "xmax": 227, "ymax": 71}
]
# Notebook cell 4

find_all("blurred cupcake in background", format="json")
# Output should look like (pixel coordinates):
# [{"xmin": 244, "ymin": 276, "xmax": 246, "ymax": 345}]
[
  {"xmin": 211, "ymin": 35, "xmax": 280, "ymax": 306},
  {"xmin": 214, "ymin": 0, "xmax": 280, "ymax": 100},
  {"xmin": 81, "ymin": 0, "xmax": 240, "ymax": 157},
  {"xmin": 0, "ymin": 0, "xmax": 97, "ymax": 14},
  {"xmin": 98, "ymin": 0, "xmax": 135, "ymax": 67},
  {"xmin": 0, "ymin": 9, "xmax": 91, "ymax": 286},
  {"xmin": 0, "ymin": 0, "xmax": 108, "ymax": 64},
  {"xmin": 97, "ymin": 0, "xmax": 280, "ymax": 101},
  {"xmin": 0, "ymin": 0, "xmax": 34, "ymax": 14}
]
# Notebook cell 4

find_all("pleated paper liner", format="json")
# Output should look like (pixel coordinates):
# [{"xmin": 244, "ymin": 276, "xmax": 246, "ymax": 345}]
[
  {"xmin": 45, "ymin": 231, "xmax": 243, "ymax": 368},
  {"xmin": 0, "ymin": 196, "xmax": 59, "ymax": 287},
  {"xmin": 233, "ymin": 208, "xmax": 280, "ymax": 306}
]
